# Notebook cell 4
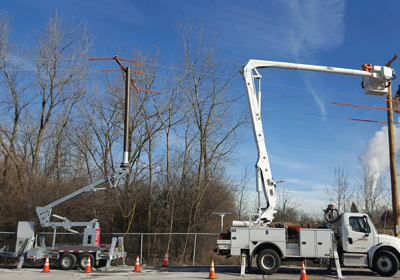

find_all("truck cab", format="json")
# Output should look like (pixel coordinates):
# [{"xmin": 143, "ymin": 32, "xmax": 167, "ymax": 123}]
[{"xmin": 335, "ymin": 213, "xmax": 400, "ymax": 276}]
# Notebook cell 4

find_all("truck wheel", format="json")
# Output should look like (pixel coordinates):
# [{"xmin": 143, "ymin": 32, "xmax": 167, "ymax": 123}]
[
  {"xmin": 78, "ymin": 253, "xmax": 95, "ymax": 270},
  {"xmin": 60, "ymin": 253, "xmax": 77, "ymax": 270},
  {"xmin": 257, "ymin": 249, "xmax": 281, "ymax": 275},
  {"xmin": 373, "ymin": 250, "xmax": 399, "ymax": 277}
]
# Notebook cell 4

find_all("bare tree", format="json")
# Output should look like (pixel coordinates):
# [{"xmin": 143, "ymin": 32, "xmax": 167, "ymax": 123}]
[
  {"xmin": 76, "ymin": 89, "xmax": 121, "ymax": 176},
  {"xmin": 174, "ymin": 19, "xmax": 246, "ymax": 264},
  {"xmin": 355, "ymin": 165, "xmax": 386, "ymax": 220},
  {"xmin": 275, "ymin": 184, "xmax": 303, "ymax": 223},
  {"xmin": 325, "ymin": 165, "xmax": 353, "ymax": 212},
  {"xmin": 233, "ymin": 170, "xmax": 251, "ymax": 220},
  {"xmin": 0, "ymin": 13, "xmax": 247, "ymax": 264},
  {"xmin": 0, "ymin": 13, "xmax": 35, "ymax": 183},
  {"xmin": 149, "ymin": 61, "xmax": 186, "ymax": 252},
  {"xmin": 30, "ymin": 12, "xmax": 92, "ymax": 176}
]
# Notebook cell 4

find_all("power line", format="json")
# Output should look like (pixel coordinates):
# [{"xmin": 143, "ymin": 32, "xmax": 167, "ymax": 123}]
[
  {"xmin": 260, "ymin": 107, "xmax": 344, "ymax": 119},
  {"xmin": 0, "ymin": 60, "xmax": 381, "ymax": 101}
]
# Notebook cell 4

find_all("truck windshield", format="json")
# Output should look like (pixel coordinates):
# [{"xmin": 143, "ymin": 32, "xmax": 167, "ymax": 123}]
[{"xmin": 349, "ymin": 217, "xmax": 370, "ymax": 233}]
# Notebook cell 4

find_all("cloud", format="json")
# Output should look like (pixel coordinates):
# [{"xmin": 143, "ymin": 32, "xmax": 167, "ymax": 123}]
[
  {"xmin": 283, "ymin": 178, "xmax": 326, "ymax": 190},
  {"xmin": 285, "ymin": 0, "xmax": 345, "ymax": 59},
  {"xmin": 271, "ymin": 156, "xmax": 312, "ymax": 172},
  {"xmin": 304, "ymin": 78, "xmax": 328, "ymax": 121},
  {"xmin": 359, "ymin": 117, "xmax": 400, "ymax": 190},
  {"xmin": 285, "ymin": 0, "xmax": 345, "ymax": 120},
  {"xmin": 218, "ymin": 0, "xmax": 345, "ymax": 60},
  {"xmin": 217, "ymin": 0, "xmax": 345, "ymax": 120}
]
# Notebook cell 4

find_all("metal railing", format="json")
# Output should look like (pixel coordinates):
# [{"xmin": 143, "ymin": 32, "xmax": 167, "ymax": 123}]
[{"xmin": 0, "ymin": 231, "xmax": 219, "ymax": 266}]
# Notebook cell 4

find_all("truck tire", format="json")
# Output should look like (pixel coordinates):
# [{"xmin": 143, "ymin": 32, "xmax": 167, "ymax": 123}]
[
  {"xmin": 256, "ymin": 249, "xmax": 281, "ymax": 275},
  {"xmin": 373, "ymin": 250, "xmax": 399, "ymax": 277},
  {"xmin": 60, "ymin": 253, "xmax": 77, "ymax": 270},
  {"xmin": 78, "ymin": 253, "xmax": 95, "ymax": 270}
]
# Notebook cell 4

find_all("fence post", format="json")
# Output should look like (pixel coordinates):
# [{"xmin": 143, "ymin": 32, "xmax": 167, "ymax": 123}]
[
  {"xmin": 140, "ymin": 233, "xmax": 143, "ymax": 265},
  {"xmin": 193, "ymin": 233, "xmax": 197, "ymax": 266}
]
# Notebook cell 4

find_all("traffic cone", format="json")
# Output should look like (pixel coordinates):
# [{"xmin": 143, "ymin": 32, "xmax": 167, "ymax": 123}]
[
  {"xmin": 300, "ymin": 260, "xmax": 308, "ymax": 280},
  {"xmin": 85, "ymin": 256, "xmax": 92, "ymax": 273},
  {"xmin": 134, "ymin": 255, "xmax": 141, "ymax": 272},
  {"xmin": 208, "ymin": 259, "xmax": 216, "ymax": 279},
  {"xmin": 162, "ymin": 252, "xmax": 169, "ymax": 266},
  {"xmin": 42, "ymin": 256, "xmax": 50, "ymax": 273}
]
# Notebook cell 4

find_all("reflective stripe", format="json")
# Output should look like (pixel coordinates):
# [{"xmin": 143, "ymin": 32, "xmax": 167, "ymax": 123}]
[{"xmin": 59, "ymin": 250, "xmax": 96, "ymax": 253}]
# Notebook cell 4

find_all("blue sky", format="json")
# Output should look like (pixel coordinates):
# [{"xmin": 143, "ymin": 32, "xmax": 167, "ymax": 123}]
[{"xmin": 2, "ymin": 0, "xmax": 400, "ymax": 215}]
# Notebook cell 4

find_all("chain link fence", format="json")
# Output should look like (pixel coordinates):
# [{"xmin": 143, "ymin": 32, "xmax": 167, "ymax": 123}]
[{"xmin": 0, "ymin": 231, "xmax": 224, "ymax": 266}]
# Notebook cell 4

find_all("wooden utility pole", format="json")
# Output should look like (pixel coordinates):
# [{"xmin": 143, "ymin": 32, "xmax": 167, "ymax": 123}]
[
  {"xmin": 385, "ymin": 54, "xmax": 400, "ymax": 236},
  {"xmin": 387, "ymin": 85, "xmax": 400, "ymax": 235}
]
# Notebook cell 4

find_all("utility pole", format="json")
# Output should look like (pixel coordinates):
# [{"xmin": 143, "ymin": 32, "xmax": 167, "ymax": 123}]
[{"xmin": 385, "ymin": 54, "xmax": 400, "ymax": 236}]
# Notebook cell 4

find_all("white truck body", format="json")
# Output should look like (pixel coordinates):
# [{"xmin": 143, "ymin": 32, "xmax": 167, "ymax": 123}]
[
  {"xmin": 217, "ymin": 212, "xmax": 400, "ymax": 277},
  {"xmin": 224, "ymin": 227, "xmax": 332, "ymax": 259}
]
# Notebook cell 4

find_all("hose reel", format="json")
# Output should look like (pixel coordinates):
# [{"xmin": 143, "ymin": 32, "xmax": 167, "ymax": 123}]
[{"xmin": 324, "ymin": 204, "xmax": 340, "ymax": 223}]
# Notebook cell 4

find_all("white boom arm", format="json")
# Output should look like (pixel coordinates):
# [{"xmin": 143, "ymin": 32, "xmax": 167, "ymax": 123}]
[
  {"xmin": 36, "ymin": 168, "xmax": 128, "ymax": 232},
  {"xmin": 240, "ymin": 59, "xmax": 393, "ymax": 224}
]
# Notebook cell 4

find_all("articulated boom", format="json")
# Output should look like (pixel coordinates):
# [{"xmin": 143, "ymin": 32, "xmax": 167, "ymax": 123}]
[
  {"xmin": 36, "ymin": 168, "xmax": 129, "ymax": 233},
  {"xmin": 240, "ymin": 66, "xmax": 280, "ymax": 223},
  {"xmin": 240, "ymin": 59, "xmax": 393, "ymax": 224}
]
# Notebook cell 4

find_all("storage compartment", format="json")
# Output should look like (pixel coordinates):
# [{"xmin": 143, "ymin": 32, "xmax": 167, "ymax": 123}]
[
  {"xmin": 231, "ymin": 227, "xmax": 249, "ymax": 255},
  {"xmin": 343, "ymin": 253, "xmax": 368, "ymax": 267},
  {"xmin": 316, "ymin": 230, "xmax": 332, "ymax": 258},
  {"xmin": 300, "ymin": 229, "xmax": 332, "ymax": 258},
  {"xmin": 286, "ymin": 241, "xmax": 300, "ymax": 257}
]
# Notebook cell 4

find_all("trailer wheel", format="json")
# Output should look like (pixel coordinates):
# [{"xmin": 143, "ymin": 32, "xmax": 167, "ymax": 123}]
[
  {"xmin": 373, "ymin": 250, "xmax": 399, "ymax": 277},
  {"xmin": 60, "ymin": 253, "xmax": 77, "ymax": 270},
  {"xmin": 257, "ymin": 249, "xmax": 281, "ymax": 275},
  {"xmin": 78, "ymin": 253, "xmax": 95, "ymax": 270}
]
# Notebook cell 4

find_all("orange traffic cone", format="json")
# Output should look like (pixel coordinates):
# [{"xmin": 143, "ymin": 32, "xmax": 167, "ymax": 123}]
[
  {"xmin": 208, "ymin": 259, "xmax": 216, "ymax": 279},
  {"xmin": 162, "ymin": 252, "xmax": 169, "ymax": 266},
  {"xmin": 300, "ymin": 260, "xmax": 308, "ymax": 280},
  {"xmin": 134, "ymin": 255, "xmax": 141, "ymax": 272},
  {"xmin": 42, "ymin": 256, "xmax": 50, "ymax": 273},
  {"xmin": 85, "ymin": 256, "xmax": 92, "ymax": 273}
]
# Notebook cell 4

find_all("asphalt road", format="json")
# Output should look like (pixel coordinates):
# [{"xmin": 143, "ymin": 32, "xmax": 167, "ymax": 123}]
[{"xmin": 1, "ymin": 265, "xmax": 400, "ymax": 279}]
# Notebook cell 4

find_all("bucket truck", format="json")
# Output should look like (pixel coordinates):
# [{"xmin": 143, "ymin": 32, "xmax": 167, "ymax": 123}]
[
  {"xmin": 0, "ymin": 63, "xmax": 135, "ymax": 270},
  {"xmin": 215, "ymin": 59, "xmax": 400, "ymax": 277}
]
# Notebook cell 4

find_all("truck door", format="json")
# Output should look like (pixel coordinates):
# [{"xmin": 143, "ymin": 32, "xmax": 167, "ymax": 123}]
[{"xmin": 346, "ymin": 216, "xmax": 374, "ymax": 253}]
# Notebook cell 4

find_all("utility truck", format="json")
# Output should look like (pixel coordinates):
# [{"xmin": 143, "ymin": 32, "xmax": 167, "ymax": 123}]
[
  {"xmin": 215, "ymin": 59, "xmax": 400, "ymax": 277},
  {"xmin": 0, "ymin": 58, "xmax": 135, "ymax": 270}
]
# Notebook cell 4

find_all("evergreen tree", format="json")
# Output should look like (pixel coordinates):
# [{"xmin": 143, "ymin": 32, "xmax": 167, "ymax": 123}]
[{"xmin": 350, "ymin": 202, "xmax": 358, "ymax": 213}]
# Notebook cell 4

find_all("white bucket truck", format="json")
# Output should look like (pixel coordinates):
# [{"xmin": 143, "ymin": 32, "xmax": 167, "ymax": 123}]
[{"xmin": 216, "ymin": 60, "xmax": 400, "ymax": 277}]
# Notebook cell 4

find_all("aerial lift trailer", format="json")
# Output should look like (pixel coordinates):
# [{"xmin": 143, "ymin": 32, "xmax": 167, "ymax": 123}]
[
  {"xmin": 216, "ymin": 59, "xmax": 400, "ymax": 277},
  {"xmin": 0, "ymin": 62, "xmax": 135, "ymax": 270}
]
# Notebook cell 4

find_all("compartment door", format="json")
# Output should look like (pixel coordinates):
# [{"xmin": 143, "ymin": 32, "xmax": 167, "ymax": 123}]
[
  {"xmin": 300, "ymin": 230, "xmax": 316, "ymax": 258},
  {"xmin": 316, "ymin": 230, "xmax": 332, "ymax": 258}
]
